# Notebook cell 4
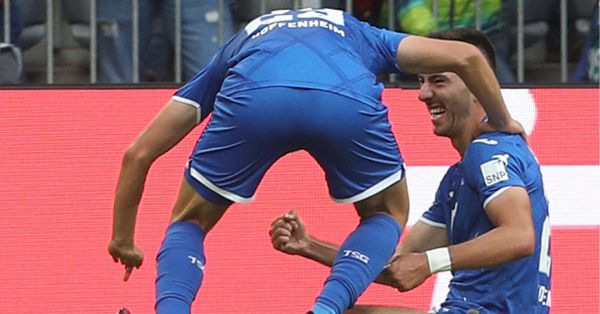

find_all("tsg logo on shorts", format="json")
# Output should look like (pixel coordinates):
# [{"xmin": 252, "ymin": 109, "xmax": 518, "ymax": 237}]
[{"xmin": 480, "ymin": 154, "xmax": 510, "ymax": 186}]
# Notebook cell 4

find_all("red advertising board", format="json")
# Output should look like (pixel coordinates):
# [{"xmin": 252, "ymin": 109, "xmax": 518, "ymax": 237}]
[{"xmin": 0, "ymin": 88, "xmax": 598, "ymax": 313}]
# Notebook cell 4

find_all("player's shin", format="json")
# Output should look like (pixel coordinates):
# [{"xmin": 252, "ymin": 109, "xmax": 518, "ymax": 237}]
[
  {"xmin": 312, "ymin": 214, "xmax": 402, "ymax": 314},
  {"xmin": 155, "ymin": 222, "xmax": 206, "ymax": 314}
]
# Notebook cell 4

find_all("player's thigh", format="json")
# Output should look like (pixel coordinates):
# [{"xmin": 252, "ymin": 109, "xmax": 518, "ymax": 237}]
[{"xmin": 169, "ymin": 177, "xmax": 231, "ymax": 233}]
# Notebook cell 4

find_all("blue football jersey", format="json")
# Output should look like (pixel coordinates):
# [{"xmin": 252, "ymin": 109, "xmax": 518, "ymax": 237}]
[
  {"xmin": 173, "ymin": 8, "xmax": 408, "ymax": 123},
  {"xmin": 421, "ymin": 132, "xmax": 551, "ymax": 313}
]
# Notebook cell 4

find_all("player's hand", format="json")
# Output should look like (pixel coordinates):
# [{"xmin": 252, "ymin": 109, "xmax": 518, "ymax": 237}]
[
  {"xmin": 269, "ymin": 210, "xmax": 311, "ymax": 256},
  {"xmin": 108, "ymin": 239, "xmax": 144, "ymax": 281},
  {"xmin": 384, "ymin": 252, "xmax": 431, "ymax": 292},
  {"xmin": 479, "ymin": 118, "xmax": 528, "ymax": 142}
]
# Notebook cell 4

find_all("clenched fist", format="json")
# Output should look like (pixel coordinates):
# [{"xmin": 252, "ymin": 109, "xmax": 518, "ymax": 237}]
[{"xmin": 269, "ymin": 211, "xmax": 311, "ymax": 256}]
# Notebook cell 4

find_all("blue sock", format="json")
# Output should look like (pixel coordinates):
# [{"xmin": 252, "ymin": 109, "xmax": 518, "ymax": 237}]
[
  {"xmin": 310, "ymin": 302, "xmax": 337, "ymax": 314},
  {"xmin": 314, "ymin": 214, "xmax": 402, "ymax": 314},
  {"xmin": 155, "ymin": 222, "xmax": 206, "ymax": 314}
]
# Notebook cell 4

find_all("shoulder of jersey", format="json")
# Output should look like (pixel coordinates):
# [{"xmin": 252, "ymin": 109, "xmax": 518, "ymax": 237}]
[{"xmin": 471, "ymin": 133, "xmax": 521, "ymax": 147}]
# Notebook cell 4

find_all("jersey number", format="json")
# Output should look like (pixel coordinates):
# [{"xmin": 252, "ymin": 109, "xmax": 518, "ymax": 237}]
[
  {"xmin": 538, "ymin": 216, "xmax": 551, "ymax": 276},
  {"xmin": 244, "ymin": 8, "xmax": 345, "ymax": 34},
  {"xmin": 450, "ymin": 200, "xmax": 458, "ymax": 232}
]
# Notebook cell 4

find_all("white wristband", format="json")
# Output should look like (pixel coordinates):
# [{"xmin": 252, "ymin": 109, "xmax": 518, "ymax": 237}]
[{"xmin": 425, "ymin": 247, "xmax": 452, "ymax": 274}]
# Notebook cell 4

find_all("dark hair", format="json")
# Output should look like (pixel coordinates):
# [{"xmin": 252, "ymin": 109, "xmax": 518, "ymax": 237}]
[{"xmin": 427, "ymin": 28, "xmax": 497, "ymax": 71}]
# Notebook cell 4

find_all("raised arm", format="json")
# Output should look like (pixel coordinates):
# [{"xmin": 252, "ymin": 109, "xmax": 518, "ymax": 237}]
[
  {"xmin": 396, "ymin": 36, "xmax": 511, "ymax": 131},
  {"xmin": 108, "ymin": 99, "xmax": 198, "ymax": 281}
]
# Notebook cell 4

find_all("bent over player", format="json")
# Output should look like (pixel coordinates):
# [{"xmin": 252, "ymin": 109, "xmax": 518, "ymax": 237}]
[{"xmin": 108, "ymin": 9, "xmax": 523, "ymax": 314}]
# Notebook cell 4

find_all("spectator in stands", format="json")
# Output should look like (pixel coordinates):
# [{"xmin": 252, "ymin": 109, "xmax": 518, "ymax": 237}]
[
  {"xmin": 0, "ymin": 0, "xmax": 23, "ymax": 47},
  {"xmin": 97, "ymin": 0, "xmax": 234, "ymax": 83},
  {"xmin": 352, "ymin": 0, "xmax": 516, "ymax": 84},
  {"xmin": 572, "ymin": 6, "xmax": 599, "ymax": 83},
  {"xmin": 0, "ymin": 1, "xmax": 24, "ymax": 84},
  {"xmin": 352, "ymin": 0, "xmax": 385, "ymax": 27}
]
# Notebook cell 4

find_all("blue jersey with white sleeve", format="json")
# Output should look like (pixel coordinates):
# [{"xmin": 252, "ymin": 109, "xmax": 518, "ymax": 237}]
[
  {"xmin": 421, "ymin": 132, "xmax": 551, "ymax": 313},
  {"xmin": 173, "ymin": 8, "xmax": 408, "ymax": 123}
]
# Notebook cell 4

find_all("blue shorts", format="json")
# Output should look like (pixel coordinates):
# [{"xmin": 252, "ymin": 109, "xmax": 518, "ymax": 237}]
[{"xmin": 184, "ymin": 86, "xmax": 405, "ymax": 204}]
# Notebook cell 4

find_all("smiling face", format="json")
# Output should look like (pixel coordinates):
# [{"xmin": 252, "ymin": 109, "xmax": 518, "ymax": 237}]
[{"xmin": 418, "ymin": 72, "xmax": 481, "ymax": 140}]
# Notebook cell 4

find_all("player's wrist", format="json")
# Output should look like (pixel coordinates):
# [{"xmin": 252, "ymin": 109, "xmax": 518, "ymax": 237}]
[
  {"xmin": 110, "ymin": 234, "xmax": 135, "ymax": 247},
  {"xmin": 300, "ymin": 236, "xmax": 316, "ymax": 257},
  {"xmin": 425, "ymin": 247, "xmax": 452, "ymax": 274}
]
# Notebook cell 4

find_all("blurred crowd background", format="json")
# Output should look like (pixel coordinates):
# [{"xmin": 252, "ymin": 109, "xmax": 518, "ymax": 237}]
[{"xmin": 0, "ymin": 0, "xmax": 597, "ymax": 86}]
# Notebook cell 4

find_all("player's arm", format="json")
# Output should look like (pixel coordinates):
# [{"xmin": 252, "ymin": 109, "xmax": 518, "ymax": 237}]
[
  {"xmin": 396, "ymin": 36, "xmax": 512, "ymax": 131},
  {"xmin": 270, "ymin": 211, "xmax": 398, "ymax": 286},
  {"xmin": 447, "ymin": 186, "xmax": 535, "ymax": 269},
  {"xmin": 377, "ymin": 221, "xmax": 447, "ymax": 287},
  {"xmin": 270, "ymin": 211, "xmax": 450, "ymax": 288},
  {"xmin": 299, "ymin": 237, "xmax": 340, "ymax": 268},
  {"xmin": 396, "ymin": 220, "xmax": 448, "ymax": 255},
  {"xmin": 385, "ymin": 187, "xmax": 534, "ymax": 291},
  {"xmin": 112, "ymin": 99, "xmax": 197, "ymax": 244},
  {"xmin": 109, "ymin": 99, "xmax": 198, "ymax": 278},
  {"xmin": 269, "ymin": 211, "xmax": 444, "ymax": 269},
  {"xmin": 270, "ymin": 211, "xmax": 340, "ymax": 267}
]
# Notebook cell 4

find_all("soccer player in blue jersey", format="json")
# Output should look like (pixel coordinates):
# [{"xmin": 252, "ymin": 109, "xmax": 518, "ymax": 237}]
[
  {"xmin": 108, "ymin": 8, "xmax": 524, "ymax": 314},
  {"xmin": 270, "ymin": 28, "xmax": 551, "ymax": 314}
]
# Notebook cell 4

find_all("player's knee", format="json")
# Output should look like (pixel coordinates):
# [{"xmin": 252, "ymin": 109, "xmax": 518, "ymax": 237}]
[
  {"xmin": 359, "ymin": 180, "xmax": 409, "ymax": 225},
  {"xmin": 170, "ymin": 204, "xmax": 225, "ymax": 233},
  {"xmin": 170, "ymin": 184, "xmax": 230, "ymax": 232},
  {"xmin": 354, "ymin": 192, "xmax": 408, "ymax": 226},
  {"xmin": 385, "ymin": 200, "xmax": 409, "ymax": 227}
]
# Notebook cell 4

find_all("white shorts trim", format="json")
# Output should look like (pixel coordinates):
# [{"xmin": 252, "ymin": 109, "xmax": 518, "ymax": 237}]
[
  {"xmin": 189, "ymin": 166, "xmax": 255, "ymax": 203},
  {"xmin": 332, "ymin": 168, "xmax": 404, "ymax": 203}
]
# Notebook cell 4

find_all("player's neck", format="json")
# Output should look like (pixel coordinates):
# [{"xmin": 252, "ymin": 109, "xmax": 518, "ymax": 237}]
[
  {"xmin": 452, "ymin": 133, "xmax": 472, "ymax": 158},
  {"xmin": 453, "ymin": 116, "xmax": 482, "ymax": 158}
]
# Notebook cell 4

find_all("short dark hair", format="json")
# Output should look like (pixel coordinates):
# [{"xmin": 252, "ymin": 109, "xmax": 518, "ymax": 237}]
[{"xmin": 427, "ymin": 28, "xmax": 497, "ymax": 71}]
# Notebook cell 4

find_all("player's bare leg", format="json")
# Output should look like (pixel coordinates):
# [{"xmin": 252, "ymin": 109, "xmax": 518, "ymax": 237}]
[
  {"xmin": 354, "ymin": 178, "xmax": 409, "ymax": 226},
  {"xmin": 169, "ymin": 178, "xmax": 230, "ymax": 231}
]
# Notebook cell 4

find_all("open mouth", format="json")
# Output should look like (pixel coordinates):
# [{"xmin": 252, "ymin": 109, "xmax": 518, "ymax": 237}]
[{"xmin": 429, "ymin": 107, "xmax": 446, "ymax": 120}]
